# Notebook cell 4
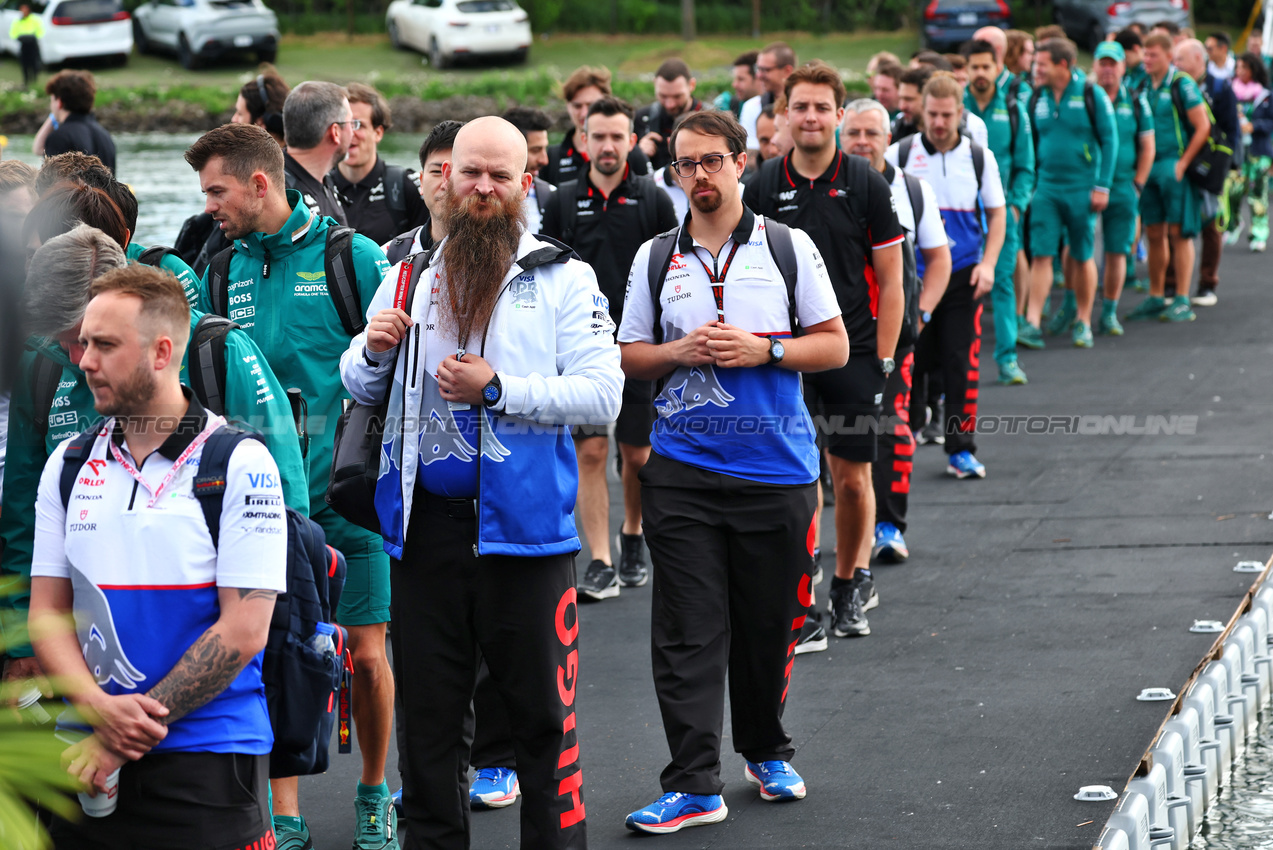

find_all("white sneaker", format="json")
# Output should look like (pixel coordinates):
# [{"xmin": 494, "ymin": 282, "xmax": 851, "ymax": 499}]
[
  {"xmin": 1223, "ymin": 221, "xmax": 1244, "ymax": 246},
  {"xmin": 1191, "ymin": 291, "xmax": 1218, "ymax": 307},
  {"xmin": 1251, "ymin": 240, "xmax": 1267, "ymax": 253}
]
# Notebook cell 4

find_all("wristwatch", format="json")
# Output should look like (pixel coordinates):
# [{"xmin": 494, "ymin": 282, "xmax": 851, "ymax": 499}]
[
  {"xmin": 481, "ymin": 373, "xmax": 503, "ymax": 408},
  {"xmin": 880, "ymin": 357, "xmax": 896, "ymax": 376},
  {"xmin": 768, "ymin": 337, "xmax": 786, "ymax": 364},
  {"xmin": 920, "ymin": 310, "xmax": 933, "ymax": 324}
]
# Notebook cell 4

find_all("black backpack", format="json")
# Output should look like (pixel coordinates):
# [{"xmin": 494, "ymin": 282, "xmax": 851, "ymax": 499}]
[
  {"xmin": 382, "ymin": 164, "xmax": 410, "ymax": 232},
  {"xmin": 136, "ymin": 245, "xmax": 181, "ymax": 270},
  {"xmin": 206, "ymin": 225, "xmax": 365, "ymax": 337},
  {"xmin": 1004, "ymin": 75, "xmax": 1022, "ymax": 155},
  {"xmin": 553, "ymin": 175, "xmax": 661, "ymax": 248},
  {"xmin": 1170, "ymin": 75, "xmax": 1234, "ymax": 195},
  {"xmin": 383, "ymin": 225, "xmax": 429, "ymax": 267},
  {"xmin": 897, "ymin": 169, "xmax": 926, "ymax": 347},
  {"xmin": 897, "ymin": 134, "xmax": 986, "ymax": 196},
  {"xmin": 57, "ymin": 423, "xmax": 350, "ymax": 779}
]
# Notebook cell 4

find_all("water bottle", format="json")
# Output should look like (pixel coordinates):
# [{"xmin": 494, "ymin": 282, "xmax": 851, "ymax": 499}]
[
  {"xmin": 17, "ymin": 684, "xmax": 51, "ymax": 725},
  {"xmin": 308, "ymin": 622, "xmax": 336, "ymax": 657}
]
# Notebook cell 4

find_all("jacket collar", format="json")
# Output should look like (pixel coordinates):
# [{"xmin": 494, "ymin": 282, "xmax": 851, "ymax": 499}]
[
  {"xmin": 676, "ymin": 205, "xmax": 755, "ymax": 253},
  {"xmin": 237, "ymin": 190, "xmax": 321, "ymax": 259}
]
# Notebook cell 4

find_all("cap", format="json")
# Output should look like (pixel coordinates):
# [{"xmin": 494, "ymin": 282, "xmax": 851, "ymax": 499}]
[{"xmin": 1094, "ymin": 42, "xmax": 1126, "ymax": 62}]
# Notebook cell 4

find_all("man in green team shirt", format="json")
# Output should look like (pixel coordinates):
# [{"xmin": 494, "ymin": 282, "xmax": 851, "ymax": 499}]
[
  {"xmin": 1092, "ymin": 41, "xmax": 1155, "ymax": 336},
  {"xmin": 1023, "ymin": 37, "xmax": 1118, "ymax": 349},
  {"xmin": 1124, "ymin": 32, "xmax": 1212, "ymax": 324}
]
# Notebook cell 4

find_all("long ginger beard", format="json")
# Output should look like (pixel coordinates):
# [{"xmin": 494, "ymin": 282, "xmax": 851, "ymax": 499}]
[{"xmin": 438, "ymin": 186, "xmax": 526, "ymax": 346}]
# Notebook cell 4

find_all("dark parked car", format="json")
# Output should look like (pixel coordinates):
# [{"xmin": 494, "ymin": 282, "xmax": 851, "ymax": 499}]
[
  {"xmin": 1054, "ymin": 0, "xmax": 1191, "ymax": 51},
  {"xmin": 922, "ymin": 0, "xmax": 1011, "ymax": 52}
]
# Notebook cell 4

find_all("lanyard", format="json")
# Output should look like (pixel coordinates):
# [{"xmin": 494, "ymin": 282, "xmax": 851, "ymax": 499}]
[
  {"xmin": 694, "ymin": 240, "xmax": 743, "ymax": 323},
  {"xmin": 108, "ymin": 418, "xmax": 220, "ymax": 509}
]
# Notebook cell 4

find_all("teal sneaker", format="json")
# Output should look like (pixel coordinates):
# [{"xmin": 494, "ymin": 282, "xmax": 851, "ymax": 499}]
[
  {"xmin": 1097, "ymin": 309, "xmax": 1124, "ymax": 336},
  {"xmin": 1046, "ymin": 302, "xmax": 1076, "ymax": 336},
  {"xmin": 1159, "ymin": 295, "xmax": 1196, "ymax": 323},
  {"xmin": 1017, "ymin": 321, "xmax": 1045, "ymax": 349},
  {"xmin": 1129, "ymin": 276, "xmax": 1148, "ymax": 293},
  {"xmin": 1071, "ymin": 321, "xmax": 1094, "ymax": 348},
  {"xmin": 1124, "ymin": 295, "xmax": 1167, "ymax": 322},
  {"xmin": 996, "ymin": 359, "xmax": 1028, "ymax": 385},
  {"xmin": 1016, "ymin": 313, "xmax": 1028, "ymax": 335},
  {"xmin": 274, "ymin": 817, "xmax": 314, "ymax": 850},
  {"xmin": 353, "ymin": 793, "xmax": 400, "ymax": 850}
]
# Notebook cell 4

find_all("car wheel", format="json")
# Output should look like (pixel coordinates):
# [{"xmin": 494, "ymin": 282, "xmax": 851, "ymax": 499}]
[
  {"xmin": 257, "ymin": 48, "xmax": 277, "ymax": 63},
  {"xmin": 178, "ymin": 34, "xmax": 200, "ymax": 69},
  {"xmin": 132, "ymin": 18, "xmax": 149, "ymax": 54},
  {"xmin": 512, "ymin": 46, "xmax": 528, "ymax": 64},
  {"xmin": 429, "ymin": 37, "xmax": 449, "ymax": 69},
  {"xmin": 388, "ymin": 19, "xmax": 403, "ymax": 50}
]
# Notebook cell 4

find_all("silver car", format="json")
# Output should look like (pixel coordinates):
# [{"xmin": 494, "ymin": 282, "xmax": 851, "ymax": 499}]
[
  {"xmin": 132, "ymin": 0, "xmax": 279, "ymax": 69},
  {"xmin": 1053, "ymin": 0, "xmax": 1191, "ymax": 50}
]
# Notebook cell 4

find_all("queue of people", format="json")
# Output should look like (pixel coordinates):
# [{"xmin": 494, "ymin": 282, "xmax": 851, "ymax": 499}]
[{"xmin": 0, "ymin": 22, "xmax": 1259, "ymax": 849}]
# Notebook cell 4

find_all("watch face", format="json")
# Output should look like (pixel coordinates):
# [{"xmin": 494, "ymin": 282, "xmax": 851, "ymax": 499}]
[
  {"xmin": 483, "ymin": 385, "xmax": 499, "ymax": 402},
  {"xmin": 772, "ymin": 340, "xmax": 785, "ymax": 358}
]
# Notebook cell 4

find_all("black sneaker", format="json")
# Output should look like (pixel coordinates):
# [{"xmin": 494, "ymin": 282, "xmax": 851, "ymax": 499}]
[
  {"xmin": 811, "ymin": 549, "xmax": 824, "ymax": 587},
  {"xmin": 578, "ymin": 559, "xmax": 619, "ymax": 602},
  {"xmin": 616, "ymin": 532, "xmax": 649, "ymax": 587},
  {"xmin": 794, "ymin": 616, "xmax": 828, "ymax": 655},
  {"xmin": 855, "ymin": 571, "xmax": 879, "ymax": 612},
  {"xmin": 827, "ymin": 582, "xmax": 870, "ymax": 638},
  {"xmin": 915, "ymin": 422, "xmax": 945, "ymax": 446}
]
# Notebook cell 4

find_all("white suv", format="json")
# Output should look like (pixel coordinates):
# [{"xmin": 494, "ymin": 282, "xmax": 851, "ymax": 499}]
[
  {"xmin": 132, "ymin": 0, "xmax": 279, "ymax": 69},
  {"xmin": 386, "ymin": 0, "xmax": 532, "ymax": 69},
  {"xmin": 0, "ymin": 0, "xmax": 132, "ymax": 66}
]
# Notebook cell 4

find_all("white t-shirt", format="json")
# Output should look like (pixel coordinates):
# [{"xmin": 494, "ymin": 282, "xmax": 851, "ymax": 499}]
[
  {"xmin": 885, "ymin": 163, "xmax": 947, "ymax": 251},
  {"xmin": 653, "ymin": 167, "xmax": 688, "ymax": 223},
  {"xmin": 741, "ymin": 95, "xmax": 764, "ymax": 150}
]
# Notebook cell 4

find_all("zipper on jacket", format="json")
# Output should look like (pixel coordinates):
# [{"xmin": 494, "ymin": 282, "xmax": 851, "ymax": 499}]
[
  {"xmin": 262, "ymin": 247, "xmax": 272, "ymax": 279},
  {"xmin": 410, "ymin": 325, "xmax": 420, "ymax": 388}
]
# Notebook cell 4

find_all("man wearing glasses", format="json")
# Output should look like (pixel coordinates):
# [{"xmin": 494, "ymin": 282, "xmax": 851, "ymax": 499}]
[
  {"xmin": 281, "ymin": 81, "xmax": 354, "ymax": 224},
  {"xmin": 738, "ymin": 42, "xmax": 798, "ymax": 164},
  {"xmin": 618, "ymin": 110, "xmax": 848, "ymax": 834}
]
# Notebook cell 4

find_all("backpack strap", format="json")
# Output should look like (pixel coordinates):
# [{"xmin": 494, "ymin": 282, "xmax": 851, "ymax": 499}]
[
  {"xmin": 324, "ymin": 225, "xmax": 364, "ymax": 337},
  {"xmin": 634, "ymin": 175, "xmax": 661, "ymax": 239},
  {"xmin": 192, "ymin": 426, "xmax": 264, "ymax": 547},
  {"xmin": 206, "ymin": 245, "xmax": 235, "ymax": 318},
  {"xmin": 30, "ymin": 351, "xmax": 62, "ymax": 440},
  {"xmin": 556, "ymin": 179, "xmax": 582, "ymax": 247},
  {"xmin": 902, "ymin": 171, "xmax": 925, "ymax": 238},
  {"xmin": 1005, "ymin": 79, "xmax": 1020, "ymax": 157},
  {"xmin": 897, "ymin": 135, "xmax": 914, "ymax": 169},
  {"xmin": 383, "ymin": 165, "xmax": 409, "ymax": 231},
  {"xmin": 58, "ymin": 420, "xmax": 105, "ymax": 511},
  {"xmin": 1169, "ymin": 73, "xmax": 1190, "ymax": 156},
  {"xmin": 646, "ymin": 228, "xmax": 682, "ymax": 345},
  {"xmin": 384, "ymin": 226, "xmax": 423, "ymax": 267},
  {"xmin": 1027, "ymin": 85, "xmax": 1044, "ymax": 154},
  {"xmin": 1083, "ymin": 79, "xmax": 1104, "ymax": 149},
  {"xmin": 137, "ymin": 245, "xmax": 180, "ymax": 269},
  {"xmin": 534, "ymin": 177, "xmax": 553, "ymax": 218},
  {"xmin": 187, "ymin": 313, "xmax": 240, "ymax": 417},
  {"xmin": 761, "ymin": 219, "xmax": 802, "ymax": 338},
  {"xmin": 969, "ymin": 140, "xmax": 985, "ymax": 195}
]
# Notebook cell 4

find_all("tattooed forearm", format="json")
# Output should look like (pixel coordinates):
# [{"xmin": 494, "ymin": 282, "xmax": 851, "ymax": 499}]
[
  {"xmin": 236, "ymin": 588, "xmax": 278, "ymax": 604},
  {"xmin": 145, "ymin": 631, "xmax": 246, "ymax": 725}
]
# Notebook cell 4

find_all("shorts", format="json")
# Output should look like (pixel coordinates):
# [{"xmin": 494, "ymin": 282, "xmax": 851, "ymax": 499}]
[
  {"xmin": 1029, "ymin": 187, "xmax": 1098, "ymax": 262},
  {"xmin": 49, "ymin": 752, "xmax": 270, "ymax": 850},
  {"xmin": 571, "ymin": 378, "xmax": 654, "ymax": 447},
  {"xmin": 803, "ymin": 354, "xmax": 887, "ymax": 464},
  {"xmin": 1140, "ymin": 158, "xmax": 1202, "ymax": 237},
  {"xmin": 314, "ymin": 504, "xmax": 392, "ymax": 626},
  {"xmin": 1102, "ymin": 184, "xmax": 1139, "ymax": 256}
]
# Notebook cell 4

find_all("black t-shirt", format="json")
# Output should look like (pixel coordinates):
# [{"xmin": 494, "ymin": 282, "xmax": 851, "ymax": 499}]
[
  {"xmin": 634, "ymin": 99, "xmax": 703, "ymax": 171},
  {"xmin": 330, "ymin": 156, "xmax": 429, "ymax": 246},
  {"xmin": 540, "ymin": 167, "xmax": 677, "ymax": 324},
  {"xmin": 743, "ymin": 151, "xmax": 904, "ymax": 356},
  {"xmin": 284, "ymin": 151, "xmax": 347, "ymax": 226},
  {"xmin": 44, "ymin": 113, "xmax": 116, "ymax": 175},
  {"xmin": 541, "ymin": 128, "xmax": 652, "ymax": 187}
]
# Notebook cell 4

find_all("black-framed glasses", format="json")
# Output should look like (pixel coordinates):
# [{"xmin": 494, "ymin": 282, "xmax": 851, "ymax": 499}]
[
  {"xmin": 334, "ymin": 119, "xmax": 363, "ymax": 131},
  {"xmin": 670, "ymin": 153, "xmax": 734, "ymax": 179}
]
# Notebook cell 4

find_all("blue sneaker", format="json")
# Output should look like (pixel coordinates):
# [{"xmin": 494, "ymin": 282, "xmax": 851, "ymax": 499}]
[
  {"xmin": 391, "ymin": 788, "xmax": 402, "ymax": 816},
  {"xmin": 625, "ymin": 792, "xmax": 729, "ymax": 834},
  {"xmin": 873, "ymin": 523, "xmax": 909, "ymax": 564},
  {"xmin": 743, "ymin": 760, "xmax": 807, "ymax": 801},
  {"xmin": 470, "ymin": 767, "xmax": 519, "ymax": 809},
  {"xmin": 945, "ymin": 451, "xmax": 986, "ymax": 479}
]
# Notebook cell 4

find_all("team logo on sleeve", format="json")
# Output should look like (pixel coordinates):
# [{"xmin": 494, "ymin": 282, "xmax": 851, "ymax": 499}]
[{"xmin": 71, "ymin": 567, "xmax": 146, "ymax": 690}]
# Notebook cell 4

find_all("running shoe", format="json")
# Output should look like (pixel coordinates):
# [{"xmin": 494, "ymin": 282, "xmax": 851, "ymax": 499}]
[
  {"xmin": 391, "ymin": 788, "xmax": 402, "ymax": 816},
  {"xmin": 578, "ymin": 559, "xmax": 619, "ymax": 602},
  {"xmin": 1224, "ymin": 220, "xmax": 1244, "ymax": 246},
  {"xmin": 352, "ymin": 794, "xmax": 399, "ymax": 850},
  {"xmin": 1159, "ymin": 295, "xmax": 1197, "ymax": 322},
  {"xmin": 744, "ymin": 761, "xmax": 808, "ymax": 801},
  {"xmin": 1097, "ymin": 305, "xmax": 1124, "ymax": 336},
  {"xmin": 856, "ymin": 571, "xmax": 879, "ymax": 611},
  {"xmin": 274, "ymin": 818, "xmax": 313, "ymax": 850},
  {"xmin": 1252, "ymin": 239, "xmax": 1267, "ymax": 252},
  {"xmin": 827, "ymin": 581, "xmax": 870, "ymax": 637},
  {"xmin": 1071, "ymin": 321, "xmax": 1093, "ymax": 349},
  {"xmin": 1046, "ymin": 300, "xmax": 1076, "ymax": 336},
  {"xmin": 996, "ymin": 359, "xmax": 1028, "ymax": 385},
  {"xmin": 625, "ymin": 793, "xmax": 728, "ymax": 834},
  {"xmin": 794, "ymin": 617, "xmax": 828, "ymax": 655},
  {"xmin": 873, "ymin": 522, "xmax": 909, "ymax": 564},
  {"xmin": 915, "ymin": 421, "xmax": 945, "ymax": 446},
  {"xmin": 1124, "ymin": 295, "xmax": 1166, "ymax": 322},
  {"xmin": 470, "ymin": 767, "xmax": 520, "ymax": 809},
  {"xmin": 1129, "ymin": 277, "xmax": 1149, "ymax": 292},
  {"xmin": 616, "ymin": 532, "xmax": 649, "ymax": 588},
  {"xmin": 811, "ymin": 548, "xmax": 824, "ymax": 587},
  {"xmin": 1191, "ymin": 289, "xmax": 1218, "ymax": 307},
  {"xmin": 1016, "ymin": 321, "xmax": 1045, "ymax": 350},
  {"xmin": 946, "ymin": 451, "xmax": 986, "ymax": 479}
]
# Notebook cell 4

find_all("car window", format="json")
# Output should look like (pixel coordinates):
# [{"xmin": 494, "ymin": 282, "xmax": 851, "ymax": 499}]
[
  {"xmin": 50, "ymin": 0, "xmax": 122, "ymax": 21},
  {"xmin": 5, "ymin": 0, "xmax": 48, "ymax": 10},
  {"xmin": 457, "ymin": 0, "xmax": 516, "ymax": 11},
  {"xmin": 413, "ymin": 0, "xmax": 442, "ymax": 7}
]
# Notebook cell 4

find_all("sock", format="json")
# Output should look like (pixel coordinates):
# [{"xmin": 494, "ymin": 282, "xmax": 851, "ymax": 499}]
[
  {"xmin": 274, "ymin": 815, "xmax": 306, "ymax": 833},
  {"xmin": 1061, "ymin": 290, "xmax": 1077, "ymax": 312},
  {"xmin": 857, "ymin": 568, "xmax": 872, "ymax": 579},
  {"xmin": 831, "ymin": 576, "xmax": 852, "ymax": 591},
  {"xmin": 358, "ymin": 781, "xmax": 390, "ymax": 799},
  {"xmin": 1102, "ymin": 298, "xmax": 1118, "ymax": 316}
]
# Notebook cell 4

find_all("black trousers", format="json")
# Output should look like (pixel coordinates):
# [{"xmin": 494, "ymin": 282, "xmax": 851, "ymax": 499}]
[
  {"xmin": 910, "ymin": 266, "xmax": 981, "ymax": 456},
  {"xmin": 471, "ymin": 659, "xmax": 517, "ymax": 769},
  {"xmin": 873, "ymin": 346, "xmax": 916, "ymax": 532},
  {"xmin": 391, "ymin": 491, "xmax": 585, "ymax": 850},
  {"xmin": 641, "ymin": 453, "xmax": 816, "ymax": 795},
  {"xmin": 19, "ymin": 36, "xmax": 39, "ymax": 87},
  {"xmin": 50, "ymin": 752, "xmax": 270, "ymax": 850}
]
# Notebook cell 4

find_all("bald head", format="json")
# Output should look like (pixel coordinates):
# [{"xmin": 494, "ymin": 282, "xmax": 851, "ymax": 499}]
[
  {"xmin": 454, "ymin": 117, "xmax": 528, "ymax": 176},
  {"xmin": 1174, "ymin": 38, "xmax": 1207, "ymax": 78},
  {"xmin": 974, "ymin": 26, "xmax": 1007, "ymax": 62}
]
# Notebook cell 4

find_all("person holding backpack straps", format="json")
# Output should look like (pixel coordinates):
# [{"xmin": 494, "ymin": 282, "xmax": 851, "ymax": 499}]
[
  {"xmin": 184, "ymin": 123, "xmax": 397, "ymax": 850},
  {"xmin": 542, "ymin": 95, "xmax": 677, "ymax": 602},
  {"xmin": 341, "ymin": 116, "xmax": 623, "ymax": 850},
  {"xmin": 29, "ymin": 265, "xmax": 286, "ymax": 850}
]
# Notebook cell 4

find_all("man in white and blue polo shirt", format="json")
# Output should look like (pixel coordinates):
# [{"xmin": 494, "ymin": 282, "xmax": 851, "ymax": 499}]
[
  {"xmin": 28, "ymin": 264, "xmax": 286, "ymax": 850},
  {"xmin": 618, "ymin": 110, "xmax": 848, "ymax": 835}
]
